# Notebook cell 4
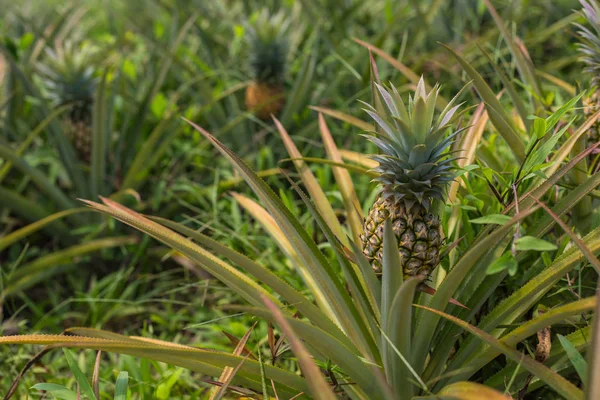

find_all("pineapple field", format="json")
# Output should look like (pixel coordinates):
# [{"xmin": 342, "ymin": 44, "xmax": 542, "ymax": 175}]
[{"xmin": 2, "ymin": 0, "xmax": 600, "ymax": 399}]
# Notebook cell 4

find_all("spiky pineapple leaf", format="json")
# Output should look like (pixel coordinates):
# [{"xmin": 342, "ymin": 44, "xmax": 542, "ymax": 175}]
[{"xmin": 417, "ymin": 305, "xmax": 583, "ymax": 400}]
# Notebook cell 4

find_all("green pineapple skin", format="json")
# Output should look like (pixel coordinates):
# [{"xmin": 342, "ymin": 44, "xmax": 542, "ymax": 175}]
[{"xmin": 361, "ymin": 194, "xmax": 442, "ymax": 278}]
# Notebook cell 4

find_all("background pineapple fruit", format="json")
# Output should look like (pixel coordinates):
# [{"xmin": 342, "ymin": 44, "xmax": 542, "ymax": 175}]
[
  {"xmin": 245, "ymin": 10, "xmax": 289, "ymax": 120},
  {"xmin": 576, "ymin": 0, "xmax": 600, "ymax": 153},
  {"xmin": 360, "ymin": 78, "xmax": 462, "ymax": 279},
  {"xmin": 38, "ymin": 41, "xmax": 97, "ymax": 162}
]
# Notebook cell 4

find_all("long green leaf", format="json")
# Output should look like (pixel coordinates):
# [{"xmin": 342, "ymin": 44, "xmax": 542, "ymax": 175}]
[
  {"xmin": 0, "ymin": 144, "xmax": 76, "ymax": 212},
  {"xmin": 0, "ymin": 206, "xmax": 81, "ymax": 250},
  {"xmin": 273, "ymin": 117, "xmax": 344, "ymax": 243},
  {"xmin": 150, "ymin": 216, "xmax": 351, "ymax": 351},
  {"xmin": 114, "ymin": 371, "xmax": 129, "ymax": 400},
  {"xmin": 183, "ymin": 119, "xmax": 378, "ymax": 362},
  {"xmin": 0, "ymin": 332, "xmax": 307, "ymax": 398},
  {"xmin": 262, "ymin": 296, "xmax": 338, "ymax": 400},
  {"xmin": 90, "ymin": 71, "xmax": 108, "ymax": 200},
  {"xmin": 387, "ymin": 277, "xmax": 421, "ymax": 399},
  {"xmin": 478, "ymin": 45, "xmax": 531, "ymax": 131},
  {"xmin": 309, "ymin": 106, "xmax": 374, "ymax": 131},
  {"xmin": 0, "ymin": 105, "xmax": 70, "ymax": 184},
  {"xmin": 3, "ymin": 236, "xmax": 138, "ymax": 297},
  {"xmin": 381, "ymin": 219, "xmax": 402, "ymax": 383},
  {"xmin": 442, "ymin": 44, "xmax": 526, "ymax": 162},
  {"xmin": 318, "ymin": 113, "xmax": 364, "ymax": 243},
  {"xmin": 83, "ymin": 197, "xmax": 284, "ymax": 311}
]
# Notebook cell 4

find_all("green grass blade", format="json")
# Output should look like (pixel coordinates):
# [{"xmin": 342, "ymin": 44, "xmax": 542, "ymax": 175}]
[
  {"xmin": 231, "ymin": 192, "xmax": 339, "ymax": 322},
  {"xmin": 114, "ymin": 371, "xmax": 129, "ymax": 400},
  {"xmin": 63, "ymin": 348, "xmax": 97, "ymax": 400},
  {"xmin": 557, "ymin": 334, "xmax": 588, "ymax": 387},
  {"xmin": 30, "ymin": 383, "xmax": 77, "ymax": 400}
]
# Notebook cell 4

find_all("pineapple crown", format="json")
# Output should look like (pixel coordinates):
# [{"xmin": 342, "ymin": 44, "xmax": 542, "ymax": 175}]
[
  {"xmin": 362, "ymin": 78, "xmax": 464, "ymax": 211},
  {"xmin": 37, "ymin": 41, "xmax": 97, "ymax": 107},
  {"xmin": 246, "ymin": 10, "xmax": 289, "ymax": 86},
  {"xmin": 576, "ymin": 0, "xmax": 600, "ymax": 87}
]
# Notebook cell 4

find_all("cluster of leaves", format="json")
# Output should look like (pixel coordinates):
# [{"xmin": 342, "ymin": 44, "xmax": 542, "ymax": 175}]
[{"xmin": 2, "ymin": 0, "xmax": 600, "ymax": 399}]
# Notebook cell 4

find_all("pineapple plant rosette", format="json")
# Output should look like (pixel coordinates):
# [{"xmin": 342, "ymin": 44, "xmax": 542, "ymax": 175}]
[
  {"xmin": 361, "ymin": 78, "xmax": 461, "ymax": 279},
  {"xmin": 37, "ymin": 41, "xmax": 97, "ymax": 163},
  {"xmin": 244, "ymin": 10, "xmax": 289, "ymax": 119},
  {"xmin": 576, "ymin": 0, "xmax": 600, "ymax": 157}
]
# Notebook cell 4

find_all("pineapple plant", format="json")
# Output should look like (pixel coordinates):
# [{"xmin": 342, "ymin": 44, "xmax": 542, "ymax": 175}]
[
  {"xmin": 360, "ymin": 78, "xmax": 460, "ymax": 278},
  {"xmin": 38, "ymin": 41, "xmax": 97, "ymax": 162},
  {"xmin": 244, "ymin": 10, "xmax": 289, "ymax": 120},
  {"xmin": 576, "ymin": 0, "xmax": 600, "ymax": 154}
]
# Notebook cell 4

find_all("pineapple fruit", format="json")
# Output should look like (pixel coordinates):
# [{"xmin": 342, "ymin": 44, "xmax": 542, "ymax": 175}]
[
  {"xmin": 577, "ymin": 0, "xmax": 600, "ymax": 151},
  {"xmin": 245, "ymin": 10, "xmax": 288, "ymax": 120},
  {"xmin": 38, "ymin": 41, "xmax": 96, "ymax": 162},
  {"xmin": 360, "ymin": 78, "xmax": 461, "ymax": 279}
]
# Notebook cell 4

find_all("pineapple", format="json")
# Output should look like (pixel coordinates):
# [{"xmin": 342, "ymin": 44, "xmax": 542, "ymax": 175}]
[
  {"xmin": 576, "ymin": 0, "xmax": 600, "ymax": 151},
  {"xmin": 38, "ymin": 41, "xmax": 97, "ymax": 162},
  {"xmin": 245, "ymin": 10, "xmax": 289, "ymax": 120},
  {"xmin": 360, "ymin": 78, "xmax": 461, "ymax": 279}
]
